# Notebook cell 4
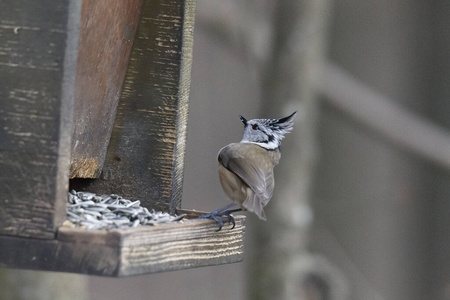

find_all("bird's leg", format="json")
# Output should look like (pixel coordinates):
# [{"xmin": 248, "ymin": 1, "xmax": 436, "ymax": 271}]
[{"xmin": 198, "ymin": 203, "xmax": 242, "ymax": 231}]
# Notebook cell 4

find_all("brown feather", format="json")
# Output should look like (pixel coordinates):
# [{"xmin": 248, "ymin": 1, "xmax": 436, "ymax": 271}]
[{"xmin": 218, "ymin": 143, "xmax": 280, "ymax": 220}]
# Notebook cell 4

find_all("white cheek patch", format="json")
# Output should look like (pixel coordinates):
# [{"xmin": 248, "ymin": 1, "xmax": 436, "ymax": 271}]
[{"xmin": 241, "ymin": 140, "xmax": 279, "ymax": 150}]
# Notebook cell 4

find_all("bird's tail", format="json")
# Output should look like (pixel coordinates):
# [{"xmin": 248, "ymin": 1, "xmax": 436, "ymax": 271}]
[{"xmin": 242, "ymin": 193, "xmax": 267, "ymax": 221}]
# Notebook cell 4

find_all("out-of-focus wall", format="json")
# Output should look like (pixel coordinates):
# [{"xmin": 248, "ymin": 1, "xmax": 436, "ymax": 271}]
[{"xmin": 311, "ymin": 1, "xmax": 450, "ymax": 300}]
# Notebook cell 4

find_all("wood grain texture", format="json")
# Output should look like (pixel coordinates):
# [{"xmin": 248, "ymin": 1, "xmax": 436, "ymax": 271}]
[
  {"xmin": 0, "ymin": 0, "xmax": 81, "ymax": 238},
  {"xmin": 73, "ymin": 0, "xmax": 196, "ymax": 214},
  {"xmin": 70, "ymin": 0, "xmax": 143, "ymax": 179},
  {"xmin": 0, "ymin": 215, "xmax": 245, "ymax": 276}
]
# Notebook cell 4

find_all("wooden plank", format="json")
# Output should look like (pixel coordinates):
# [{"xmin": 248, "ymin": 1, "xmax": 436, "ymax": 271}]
[
  {"xmin": 116, "ymin": 218, "xmax": 244, "ymax": 276},
  {"xmin": 69, "ymin": 0, "xmax": 143, "ymax": 179},
  {"xmin": 0, "ymin": 215, "xmax": 245, "ymax": 276},
  {"xmin": 0, "ymin": 235, "xmax": 120, "ymax": 275},
  {"xmin": 0, "ymin": 0, "xmax": 81, "ymax": 238},
  {"xmin": 71, "ymin": 0, "xmax": 196, "ymax": 214}
]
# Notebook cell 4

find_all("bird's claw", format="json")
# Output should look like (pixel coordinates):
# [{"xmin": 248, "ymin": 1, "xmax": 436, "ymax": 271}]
[{"xmin": 198, "ymin": 210, "xmax": 236, "ymax": 231}]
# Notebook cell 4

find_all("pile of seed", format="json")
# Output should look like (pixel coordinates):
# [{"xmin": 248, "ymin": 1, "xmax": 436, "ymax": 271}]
[{"xmin": 65, "ymin": 190, "xmax": 184, "ymax": 230}]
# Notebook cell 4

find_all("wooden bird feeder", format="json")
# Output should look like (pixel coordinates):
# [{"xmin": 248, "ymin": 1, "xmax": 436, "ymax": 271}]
[{"xmin": 0, "ymin": 0, "xmax": 245, "ymax": 276}]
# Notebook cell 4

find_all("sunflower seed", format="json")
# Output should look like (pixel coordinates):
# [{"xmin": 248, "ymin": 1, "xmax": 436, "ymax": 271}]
[{"xmin": 66, "ymin": 190, "xmax": 184, "ymax": 230}]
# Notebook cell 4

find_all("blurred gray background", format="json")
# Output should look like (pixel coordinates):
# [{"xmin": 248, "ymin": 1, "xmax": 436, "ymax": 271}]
[
  {"xmin": 3, "ymin": 0, "xmax": 450, "ymax": 299},
  {"xmin": 88, "ymin": 1, "xmax": 450, "ymax": 299}
]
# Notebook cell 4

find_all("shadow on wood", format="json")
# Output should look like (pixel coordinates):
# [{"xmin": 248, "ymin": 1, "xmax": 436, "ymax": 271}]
[
  {"xmin": 70, "ymin": 0, "xmax": 143, "ymax": 179},
  {"xmin": 69, "ymin": 0, "xmax": 194, "ymax": 215}
]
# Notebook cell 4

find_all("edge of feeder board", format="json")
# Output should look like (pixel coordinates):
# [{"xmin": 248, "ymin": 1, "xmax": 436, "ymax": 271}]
[{"xmin": 0, "ymin": 213, "xmax": 245, "ymax": 277}]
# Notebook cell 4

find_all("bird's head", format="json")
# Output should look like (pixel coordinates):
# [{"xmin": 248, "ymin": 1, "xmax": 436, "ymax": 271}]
[{"xmin": 240, "ymin": 111, "xmax": 296, "ymax": 150}]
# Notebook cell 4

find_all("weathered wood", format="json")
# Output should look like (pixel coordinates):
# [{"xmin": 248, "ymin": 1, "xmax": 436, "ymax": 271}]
[
  {"xmin": 0, "ymin": 215, "xmax": 245, "ymax": 276},
  {"xmin": 70, "ymin": 0, "xmax": 143, "ymax": 179},
  {"xmin": 72, "ymin": 0, "xmax": 196, "ymax": 214},
  {"xmin": 0, "ymin": 0, "xmax": 81, "ymax": 238}
]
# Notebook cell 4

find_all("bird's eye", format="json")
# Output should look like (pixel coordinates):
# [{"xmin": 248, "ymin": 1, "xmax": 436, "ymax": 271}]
[{"xmin": 252, "ymin": 124, "xmax": 259, "ymax": 130}]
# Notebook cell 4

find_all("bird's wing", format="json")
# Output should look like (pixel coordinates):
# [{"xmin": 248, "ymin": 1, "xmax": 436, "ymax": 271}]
[{"xmin": 219, "ymin": 144, "xmax": 274, "ymax": 207}]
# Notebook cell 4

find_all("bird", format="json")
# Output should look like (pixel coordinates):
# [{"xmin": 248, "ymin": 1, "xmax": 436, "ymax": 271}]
[{"xmin": 199, "ymin": 111, "xmax": 296, "ymax": 230}]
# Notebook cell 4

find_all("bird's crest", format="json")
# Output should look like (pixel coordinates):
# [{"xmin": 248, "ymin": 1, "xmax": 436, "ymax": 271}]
[{"xmin": 240, "ymin": 111, "xmax": 296, "ymax": 149}]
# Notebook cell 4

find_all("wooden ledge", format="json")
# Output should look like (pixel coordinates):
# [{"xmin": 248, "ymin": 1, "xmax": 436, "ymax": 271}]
[{"xmin": 0, "ymin": 213, "xmax": 245, "ymax": 277}]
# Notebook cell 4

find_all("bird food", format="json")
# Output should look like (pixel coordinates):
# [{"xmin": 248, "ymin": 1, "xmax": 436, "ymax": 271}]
[{"xmin": 65, "ymin": 190, "xmax": 185, "ymax": 230}]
